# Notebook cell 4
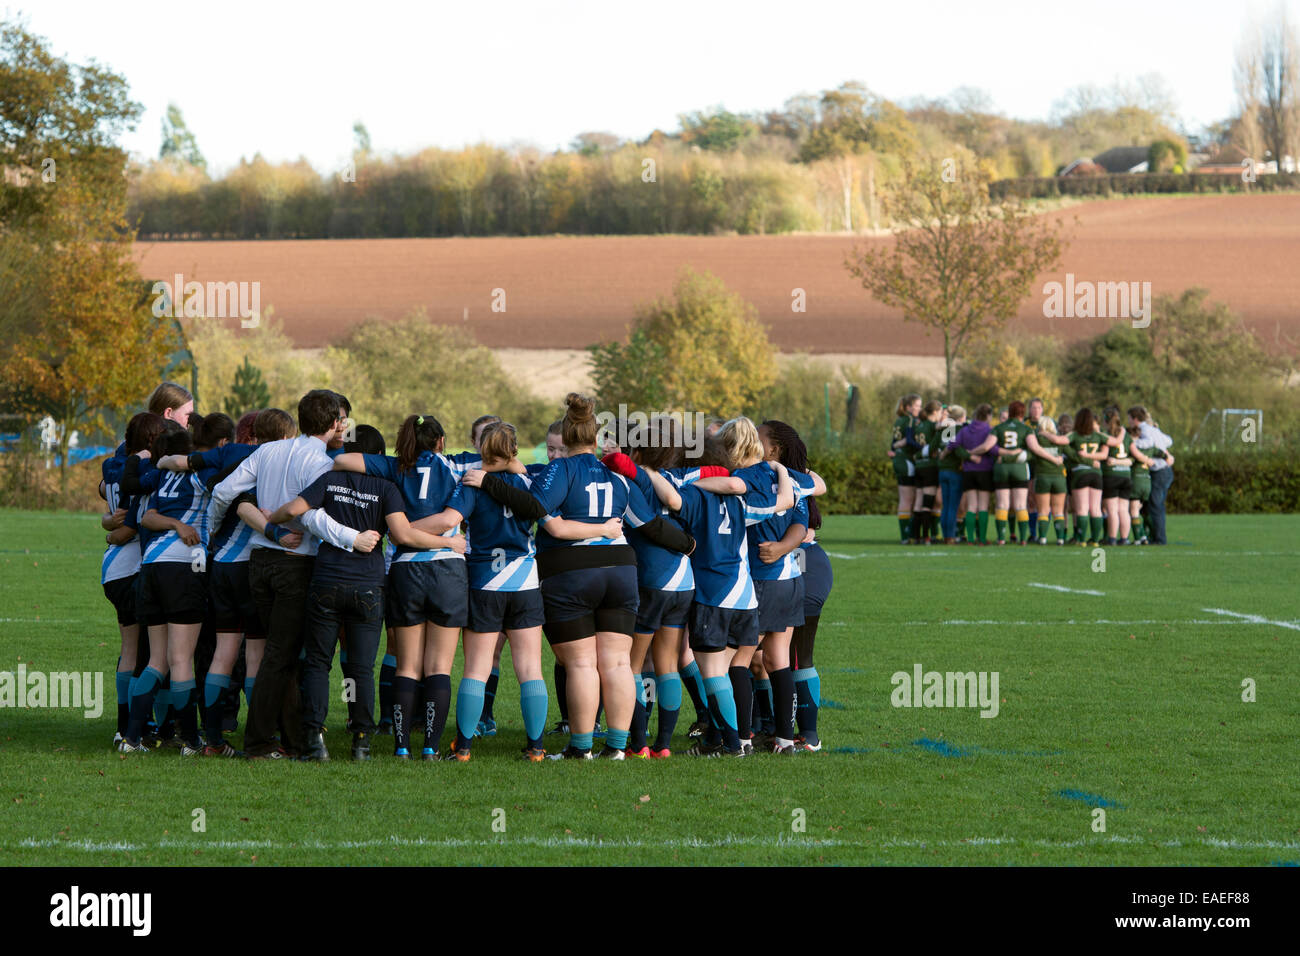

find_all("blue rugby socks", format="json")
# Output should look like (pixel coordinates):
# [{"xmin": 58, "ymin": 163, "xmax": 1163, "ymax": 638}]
[
  {"xmin": 203, "ymin": 672, "xmax": 231, "ymax": 744},
  {"xmin": 653, "ymin": 671, "xmax": 681, "ymax": 750},
  {"xmin": 703, "ymin": 674, "xmax": 740, "ymax": 751},
  {"xmin": 640, "ymin": 664, "xmax": 656, "ymax": 724},
  {"xmin": 454, "ymin": 678, "xmax": 485, "ymax": 751},
  {"xmin": 171, "ymin": 678, "xmax": 199, "ymax": 746},
  {"xmin": 520, "ymin": 679, "xmax": 548, "ymax": 749},
  {"xmin": 794, "ymin": 666, "xmax": 820, "ymax": 741},
  {"xmin": 483, "ymin": 667, "xmax": 499, "ymax": 722},
  {"xmin": 126, "ymin": 666, "xmax": 164, "ymax": 743},
  {"xmin": 629, "ymin": 673, "xmax": 649, "ymax": 751},
  {"xmin": 681, "ymin": 659, "xmax": 708, "ymax": 723},
  {"xmin": 153, "ymin": 677, "xmax": 172, "ymax": 737}
]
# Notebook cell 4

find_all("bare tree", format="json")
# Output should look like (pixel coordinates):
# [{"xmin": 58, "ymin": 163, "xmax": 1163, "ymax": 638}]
[{"xmin": 1236, "ymin": 4, "xmax": 1300, "ymax": 168}]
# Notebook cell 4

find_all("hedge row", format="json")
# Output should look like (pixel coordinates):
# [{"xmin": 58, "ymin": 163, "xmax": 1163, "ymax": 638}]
[
  {"xmin": 990, "ymin": 172, "xmax": 1300, "ymax": 200},
  {"xmin": 810, "ymin": 451, "xmax": 1300, "ymax": 515},
  {"xmin": 5, "ymin": 450, "xmax": 1296, "ymax": 516}
]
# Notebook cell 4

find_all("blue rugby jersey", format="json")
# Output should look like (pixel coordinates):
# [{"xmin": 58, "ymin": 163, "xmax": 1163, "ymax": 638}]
[
  {"xmin": 362, "ymin": 451, "xmax": 464, "ymax": 563},
  {"xmin": 193, "ymin": 444, "xmax": 259, "ymax": 563},
  {"xmin": 530, "ymin": 454, "xmax": 658, "ymax": 552},
  {"xmin": 122, "ymin": 482, "xmax": 154, "ymax": 557},
  {"xmin": 448, "ymin": 473, "xmax": 539, "ymax": 591},
  {"xmin": 101, "ymin": 454, "xmax": 140, "ymax": 584},
  {"xmin": 675, "ymin": 482, "xmax": 784, "ymax": 610},
  {"xmin": 748, "ymin": 495, "xmax": 809, "ymax": 581},
  {"xmin": 445, "ymin": 450, "xmax": 483, "ymax": 475},
  {"xmin": 142, "ymin": 471, "xmax": 211, "ymax": 564},
  {"xmin": 732, "ymin": 461, "xmax": 816, "ymax": 506},
  {"xmin": 662, "ymin": 465, "xmax": 717, "ymax": 491},
  {"xmin": 732, "ymin": 462, "xmax": 811, "ymax": 582},
  {"xmin": 627, "ymin": 467, "xmax": 692, "ymax": 592}
]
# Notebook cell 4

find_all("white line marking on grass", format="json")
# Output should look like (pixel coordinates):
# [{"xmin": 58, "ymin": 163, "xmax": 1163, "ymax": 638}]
[
  {"xmin": 0, "ymin": 618, "xmax": 88, "ymax": 624},
  {"xmin": 16, "ymin": 834, "xmax": 1297, "ymax": 853},
  {"xmin": 823, "ymin": 549, "xmax": 1296, "ymax": 559},
  {"xmin": 1202, "ymin": 608, "xmax": 1300, "ymax": 631},
  {"xmin": 18, "ymin": 834, "xmax": 849, "ymax": 853},
  {"xmin": 826, "ymin": 551, "xmax": 964, "ymax": 560},
  {"xmin": 898, "ymin": 619, "xmax": 1279, "ymax": 627},
  {"xmin": 1028, "ymin": 583, "xmax": 1105, "ymax": 596}
]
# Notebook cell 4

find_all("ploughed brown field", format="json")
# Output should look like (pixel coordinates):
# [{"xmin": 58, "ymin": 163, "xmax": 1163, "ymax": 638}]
[{"xmin": 133, "ymin": 194, "xmax": 1300, "ymax": 354}]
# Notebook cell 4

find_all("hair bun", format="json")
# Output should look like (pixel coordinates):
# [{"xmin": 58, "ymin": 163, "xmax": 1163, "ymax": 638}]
[{"xmin": 564, "ymin": 392, "xmax": 595, "ymax": 423}]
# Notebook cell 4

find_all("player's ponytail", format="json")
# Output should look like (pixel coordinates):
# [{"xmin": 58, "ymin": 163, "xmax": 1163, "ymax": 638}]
[
  {"xmin": 193, "ymin": 412, "xmax": 235, "ymax": 450},
  {"xmin": 396, "ymin": 414, "xmax": 445, "ymax": 474},
  {"xmin": 1103, "ymin": 405, "xmax": 1123, "ymax": 438}
]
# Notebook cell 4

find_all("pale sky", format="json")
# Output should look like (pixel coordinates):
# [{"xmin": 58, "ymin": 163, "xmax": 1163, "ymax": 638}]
[{"xmin": 11, "ymin": 0, "xmax": 1297, "ymax": 175}]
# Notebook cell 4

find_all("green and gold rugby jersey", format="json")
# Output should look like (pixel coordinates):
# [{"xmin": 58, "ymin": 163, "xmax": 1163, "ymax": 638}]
[
  {"xmin": 1102, "ymin": 433, "xmax": 1132, "ymax": 474},
  {"xmin": 1067, "ymin": 431, "xmax": 1105, "ymax": 474},
  {"xmin": 913, "ymin": 418, "xmax": 938, "ymax": 468},
  {"xmin": 891, "ymin": 415, "xmax": 916, "ymax": 461},
  {"xmin": 992, "ymin": 419, "xmax": 1033, "ymax": 463}
]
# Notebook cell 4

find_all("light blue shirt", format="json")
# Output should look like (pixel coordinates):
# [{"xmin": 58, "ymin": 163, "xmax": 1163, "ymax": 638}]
[{"xmin": 1135, "ymin": 422, "xmax": 1173, "ymax": 471}]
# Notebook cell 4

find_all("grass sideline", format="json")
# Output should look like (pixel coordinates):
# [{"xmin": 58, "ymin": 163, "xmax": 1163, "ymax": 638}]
[{"xmin": 1, "ymin": 509, "xmax": 1297, "ymax": 866}]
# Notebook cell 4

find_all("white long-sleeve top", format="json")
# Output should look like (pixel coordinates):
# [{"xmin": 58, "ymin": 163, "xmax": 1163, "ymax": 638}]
[
  {"xmin": 1134, "ymin": 422, "xmax": 1173, "ymax": 471},
  {"xmin": 208, "ymin": 435, "xmax": 334, "ymax": 555}
]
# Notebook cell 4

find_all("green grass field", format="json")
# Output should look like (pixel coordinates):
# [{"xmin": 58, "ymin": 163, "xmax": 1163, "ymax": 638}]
[{"xmin": 1, "ymin": 509, "xmax": 1297, "ymax": 866}]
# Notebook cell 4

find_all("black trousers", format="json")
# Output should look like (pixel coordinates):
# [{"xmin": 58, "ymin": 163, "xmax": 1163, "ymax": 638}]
[
  {"xmin": 301, "ymin": 581, "xmax": 385, "ymax": 735},
  {"xmin": 247, "ymin": 548, "xmax": 314, "ymax": 755}
]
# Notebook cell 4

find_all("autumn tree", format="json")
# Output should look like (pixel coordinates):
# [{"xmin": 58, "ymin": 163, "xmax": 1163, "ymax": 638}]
[
  {"xmin": 589, "ymin": 268, "xmax": 776, "ymax": 418},
  {"xmin": 678, "ymin": 108, "xmax": 756, "ymax": 152},
  {"xmin": 845, "ymin": 155, "xmax": 1066, "ymax": 403},
  {"xmin": 955, "ymin": 343, "xmax": 1061, "ymax": 414},
  {"xmin": 322, "ymin": 311, "xmax": 551, "ymax": 446},
  {"xmin": 0, "ymin": 18, "xmax": 174, "ymax": 487},
  {"xmin": 799, "ymin": 82, "xmax": 915, "ymax": 231}
]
